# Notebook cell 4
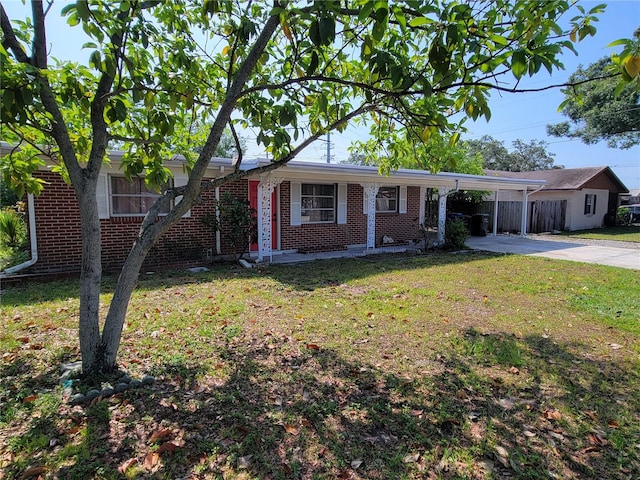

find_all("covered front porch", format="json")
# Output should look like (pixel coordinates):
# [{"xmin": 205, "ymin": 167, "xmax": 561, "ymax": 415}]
[{"xmin": 245, "ymin": 160, "xmax": 545, "ymax": 263}]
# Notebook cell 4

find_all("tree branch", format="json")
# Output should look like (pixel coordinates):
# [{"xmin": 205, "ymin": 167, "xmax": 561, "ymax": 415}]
[
  {"xmin": 31, "ymin": 0, "xmax": 47, "ymax": 68},
  {"xmin": 0, "ymin": 4, "xmax": 31, "ymax": 63}
]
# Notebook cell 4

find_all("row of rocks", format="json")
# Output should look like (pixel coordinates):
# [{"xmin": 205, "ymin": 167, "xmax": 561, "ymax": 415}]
[{"xmin": 59, "ymin": 361, "xmax": 155, "ymax": 405}]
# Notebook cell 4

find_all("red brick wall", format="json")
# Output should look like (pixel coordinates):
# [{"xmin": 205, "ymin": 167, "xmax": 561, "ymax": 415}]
[
  {"xmin": 375, "ymin": 186, "xmax": 422, "ymax": 245},
  {"xmin": 279, "ymin": 182, "xmax": 421, "ymax": 252},
  {"xmin": 26, "ymin": 174, "xmax": 421, "ymax": 273},
  {"xmin": 31, "ymin": 171, "xmax": 83, "ymax": 273},
  {"xmin": 29, "ymin": 172, "xmax": 226, "ymax": 274}
]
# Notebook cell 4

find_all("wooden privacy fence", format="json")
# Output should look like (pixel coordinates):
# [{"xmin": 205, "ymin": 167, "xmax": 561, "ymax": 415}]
[{"xmin": 479, "ymin": 200, "xmax": 567, "ymax": 233}]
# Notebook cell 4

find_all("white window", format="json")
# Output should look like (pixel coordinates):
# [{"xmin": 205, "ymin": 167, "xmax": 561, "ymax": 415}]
[
  {"xmin": 301, "ymin": 183, "xmax": 335, "ymax": 223},
  {"xmin": 376, "ymin": 186, "xmax": 398, "ymax": 212},
  {"xmin": 110, "ymin": 176, "xmax": 171, "ymax": 216},
  {"xmin": 584, "ymin": 194, "xmax": 596, "ymax": 215}
]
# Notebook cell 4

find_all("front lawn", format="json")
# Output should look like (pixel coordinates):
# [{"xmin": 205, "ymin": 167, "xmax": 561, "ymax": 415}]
[
  {"xmin": 1, "ymin": 252, "xmax": 639, "ymax": 479},
  {"xmin": 559, "ymin": 225, "xmax": 640, "ymax": 243}
]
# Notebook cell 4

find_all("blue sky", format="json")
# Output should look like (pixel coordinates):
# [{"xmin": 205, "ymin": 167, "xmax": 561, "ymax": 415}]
[
  {"xmin": 3, "ymin": 0, "xmax": 639, "ymax": 189},
  {"xmin": 327, "ymin": 0, "xmax": 640, "ymax": 190}
]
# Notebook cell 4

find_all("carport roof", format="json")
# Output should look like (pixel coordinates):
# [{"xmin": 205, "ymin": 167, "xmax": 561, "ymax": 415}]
[{"xmin": 242, "ymin": 158, "xmax": 546, "ymax": 192}]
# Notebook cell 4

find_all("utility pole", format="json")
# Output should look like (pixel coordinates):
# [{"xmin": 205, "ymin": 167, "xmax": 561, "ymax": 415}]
[{"xmin": 326, "ymin": 131, "xmax": 331, "ymax": 164}]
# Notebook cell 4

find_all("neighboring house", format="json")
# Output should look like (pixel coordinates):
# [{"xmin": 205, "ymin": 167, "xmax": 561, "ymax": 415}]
[
  {"xmin": 483, "ymin": 167, "xmax": 629, "ymax": 232},
  {"xmin": 3, "ymin": 149, "xmax": 547, "ymax": 275},
  {"xmin": 620, "ymin": 189, "xmax": 640, "ymax": 205}
]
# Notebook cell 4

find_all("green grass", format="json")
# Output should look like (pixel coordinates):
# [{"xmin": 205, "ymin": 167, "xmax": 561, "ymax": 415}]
[
  {"xmin": 1, "ymin": 252, "xmax": 639, "ymax": 479},
  {"xmin": 559, "ymin": 225, "xmax": 640, "ymax": 243}
]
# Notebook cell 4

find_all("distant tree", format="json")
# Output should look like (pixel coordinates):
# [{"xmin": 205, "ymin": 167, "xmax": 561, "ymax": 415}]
[
  {"xmin": 349, "ymin": 130, "xmax": 482, "ymax": 175},
  {"xmin": 216, "ymin": 130, "xmax": 246, "ymax": 159},
  {"xmin": 547, "ymin": 57, "xmax": 640, "ymax": 149},
  {"xmin": 344, "ymin": 152, "xmax": 368, "ymax": 166},
  {"xmin": 466, "ymin": 135, "xmax": 559, "ymax": 171}
]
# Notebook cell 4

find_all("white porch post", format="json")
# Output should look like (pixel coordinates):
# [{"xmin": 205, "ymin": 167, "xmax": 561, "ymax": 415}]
[
  {"xmin": 520, "ymin": 189, "xmax": 528, "ymax": 238},
  {"xmin": 361, "ymin": 182, "xmax": 379, "ymax": 249},
  {"xmin": 493, "ymin": 190, "xmax": 499, "ymax": 237},
  {"xmin": 258, "ymin": 175, "xmax": 283, "ymax": 262},
  {"xmin": 437, "ymin": 187, "xmax": 452, "ymax": 245}
]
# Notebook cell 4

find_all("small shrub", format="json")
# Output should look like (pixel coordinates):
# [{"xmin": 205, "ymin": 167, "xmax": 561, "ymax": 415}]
[
  {"xmin": 203, "ymin": 192, "xmax": 257, "ymax": 261},
  {"xmin": 616, "ymin": 206, "xmax": 631, "ymax": 226},
  {"xmin": 0, "ymin": 208, "xmax": 27, "ymax": 248},
  {"xmin": 444, "ymin": 218, "xmax": 468, "ymax": 250}
]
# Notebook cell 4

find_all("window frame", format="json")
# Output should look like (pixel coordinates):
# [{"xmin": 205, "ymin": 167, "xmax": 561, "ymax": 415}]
[
  {"xmin": 376, "ymin": 186, "xmax": 399, "ymax": 213},
  {"xmin": 109, "ymin": 176, "xmax": 172, "ymax": 217},
  {"xmin": 583, "ymin": 193, "xmax": 597, "ymax": 216},
  {"xmin": 300, "ymin": 183, "xmax": 336, "ymax": 224}
]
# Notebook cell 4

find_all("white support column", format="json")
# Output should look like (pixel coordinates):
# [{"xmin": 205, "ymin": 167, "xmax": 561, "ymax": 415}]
[
  {"xmin": 437, "ymin": 187, "xmax": 452, "ymax": 245},
  {"xmin": 258, "ymin": 175, "xmax": 283, "ymax": 262},
  {"xmin": 493, "ymin": 190, "xmax": 499, "ymax": 237},
  {"xmin": 419, "ymin": 186, "xmax": 426, "ymax": 226},
  {"xmin": 520, "ymin": 189, "xmax": 528, "ymax": 238},
  {"xmin": 361, "ymin": 182, "xmax": 380, "ymax": 249}
]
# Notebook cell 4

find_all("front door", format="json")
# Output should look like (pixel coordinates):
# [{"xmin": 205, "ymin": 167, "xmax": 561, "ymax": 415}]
[{"xmin": 249, "ymin": 180, "xmax": 278, "ymax": 252}]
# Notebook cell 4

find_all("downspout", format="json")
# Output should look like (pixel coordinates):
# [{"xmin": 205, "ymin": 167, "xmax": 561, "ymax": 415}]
[
  {"xmin": 520, "ymin": 186, "xmax": 544, "ymax": 238},
  {"xmin": 437, "ymin": 180, "xmax": 460, "ymax": 245},
  {"xmin": 215, "ymin": 186, "xmax": 221, "ymax": 255},
  {"xmin": 5, "ymin": 193, "xmax": 38, "ymax": 274}
]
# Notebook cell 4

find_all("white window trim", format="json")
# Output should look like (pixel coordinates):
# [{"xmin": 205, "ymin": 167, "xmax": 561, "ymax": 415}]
[
  {"xmin": 108, "ymin": 175, "xmax": 172, "ymax": 218},
  {"xmin": 376, "ymin": 186, "xmax": 399, "ymax": 213},
  {"xmin": 300, "ymin": 183, "xmax": 337, "ymax": 224},
  {"xmin": 584, "ymin": 193, "xmax": 597, "ymax": 216},
  {"xmin": 363, "ymin": 185, "xmax": 407, "ymax": 214}
]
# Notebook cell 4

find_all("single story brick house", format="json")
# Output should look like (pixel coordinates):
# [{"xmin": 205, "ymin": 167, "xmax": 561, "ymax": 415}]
[
  {"xmin": 482, "ymin": 167, "xmax": 629, "ymax": 232},
  {"xmin": 4, "ymin": 149, "xmax": 547, "ymax": 275}
]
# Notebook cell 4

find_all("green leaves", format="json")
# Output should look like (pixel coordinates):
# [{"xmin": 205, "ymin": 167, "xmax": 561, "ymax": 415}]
[
  {"xmin": 510, "ymin": 50, "xmax": 527, "ymax": 79},
  {"xmin": 309, "ymin": 17, "xmax": 335, "ymax": 47},
  {"xmin": 1, "ymin": 0, "xmax": 609, "ymax": 197}
]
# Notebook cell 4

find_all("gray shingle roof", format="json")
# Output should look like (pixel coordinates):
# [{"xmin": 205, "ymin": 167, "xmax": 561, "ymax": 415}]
[{"xmin": 485, "ymin": 167, "xmax": 628, "ymax": 192}]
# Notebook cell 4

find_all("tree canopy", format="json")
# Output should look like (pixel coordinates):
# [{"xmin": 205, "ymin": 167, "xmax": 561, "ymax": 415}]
[
  {"xmin": 546, "ymin": 56, "xmax": 640, "ymax": 149},
  {"xmin": 466, "ymin": 135, "xmax": 560, "ymax": 172},
  {"xmin": 0, "ymin": 0, "xmax": 608, "ymax": 375}
]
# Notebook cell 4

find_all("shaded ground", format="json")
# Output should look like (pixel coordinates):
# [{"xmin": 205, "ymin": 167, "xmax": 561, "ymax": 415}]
[{"xmin": 1, "ymin": 253, "xmax": 639, "ymax": 479}]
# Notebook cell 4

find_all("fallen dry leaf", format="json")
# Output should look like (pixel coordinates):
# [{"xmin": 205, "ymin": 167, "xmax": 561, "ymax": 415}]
[
  {"xmin": 607, "ymin": 419, "xmax": 620, "ymax": 428},
  {"xmin": 403, "ymin": 453, "xmax": 420, "ymax": 463},
  {"xmin": 22, "ymin": 395, "xmax": 37, "ymax": 403},
  {"xmin": 301, "ymin": 418, "xmax": 313, "ymax": 429},
  {"xmin": 149, "ymin": 429, "xmax": 172, "ymax": 443},
  {"xmin": 20, "ymin": 466, "xmax": 47, "ymax": 479},
  {"xmin": 588, "ymin": 432, "xmax": 608, "ymax": 446},
  {"xmin": 543, "ymin": 409, "xmax": 562, "ymax": 421},
  {"xmin": 157, "ymin": 441, "xmax": 180, "ymax": 454},
  {"xmin": 306, "ymin": 343, "xmax": 320, "ymax": 351},
  {"xmin": 283, "ymin": 424, "xmax": 299, "ymax": 435},
  {"xmin": 509, "ymin": 366, "xmax": 520, "ymax": 375},
  {"xmin": 582, "ymin": 410, "xmax": 598, "ymax": 421},
  {"xmin": 144, "ymin": 452, "xmax": 159, "ymax": 470},
  {"xmin": 238, "ymin": 455, "xmax": 252, "ymax": 469},
  {"xmin": 118, "ymin": 458, "xmax": 137, "ymax": 475}
]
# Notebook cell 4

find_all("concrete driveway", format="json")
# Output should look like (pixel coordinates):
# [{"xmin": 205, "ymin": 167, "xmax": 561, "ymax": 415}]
[{"xmin": 466, "ymin": 235, "xmax": 640, "ymax": 270}]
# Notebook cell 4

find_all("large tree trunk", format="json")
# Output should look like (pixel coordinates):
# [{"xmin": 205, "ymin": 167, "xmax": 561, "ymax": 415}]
[
  {"xmin": 100, "ymin": 229, "xmax": 156, "ymax": 369},
  {"xmin": 76, "ymin": 180, "xmax": 104, "ymax": 375},
  {"xmin": 91, "ymin": 13, "xmax": 283, "ymax": 373}
]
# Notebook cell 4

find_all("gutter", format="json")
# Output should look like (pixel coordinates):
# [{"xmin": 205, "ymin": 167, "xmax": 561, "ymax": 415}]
[{"xmin": 4, "ymin": 193, "xmax": 38, "ymax": 274}]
